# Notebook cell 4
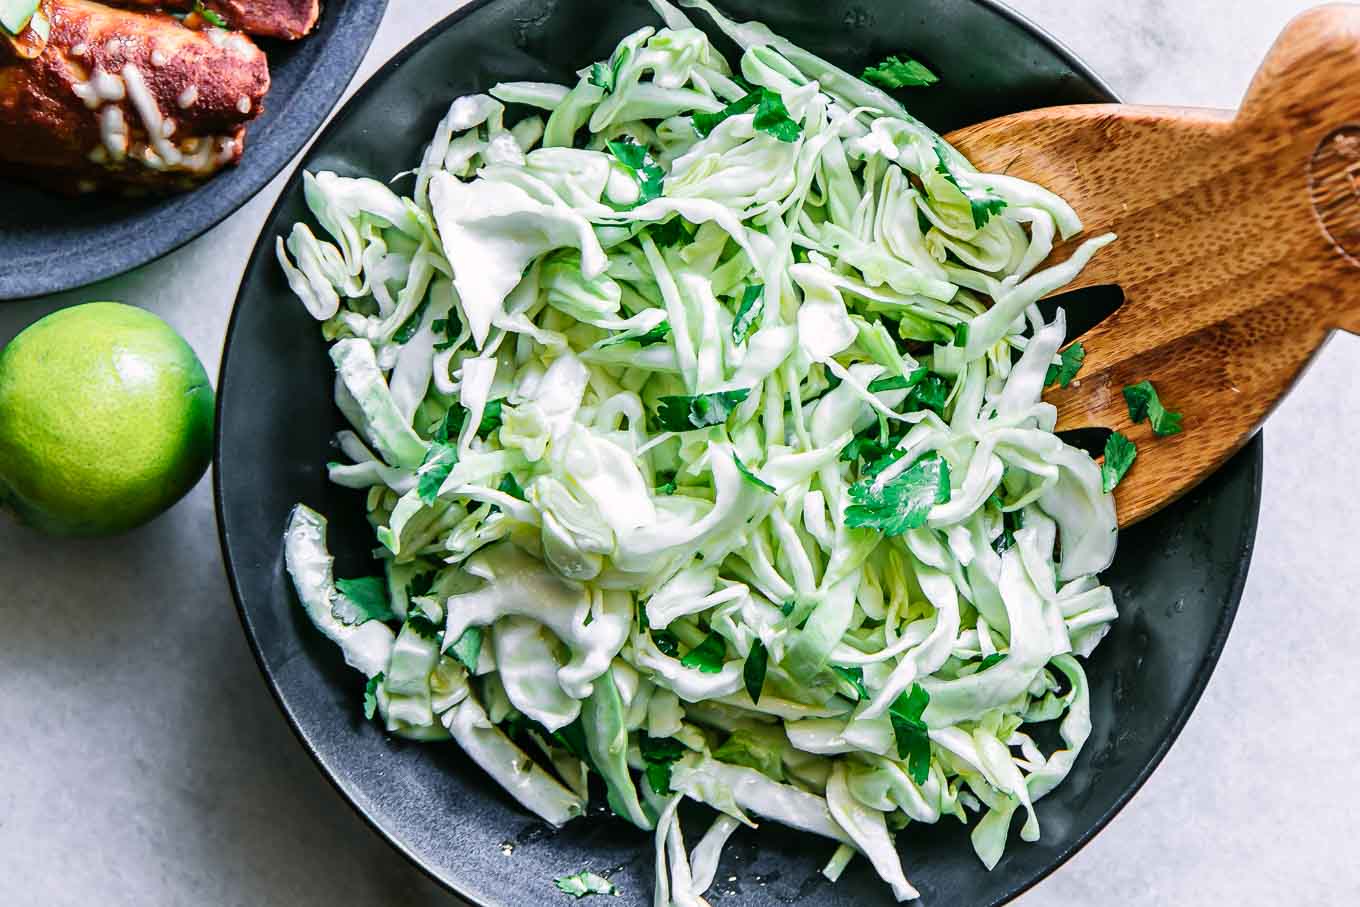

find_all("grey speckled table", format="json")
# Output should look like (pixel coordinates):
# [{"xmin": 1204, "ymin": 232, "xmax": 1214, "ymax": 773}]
[{"xmin": 2, "ymin": 2, "xmax": 1356, "ymax": 905}]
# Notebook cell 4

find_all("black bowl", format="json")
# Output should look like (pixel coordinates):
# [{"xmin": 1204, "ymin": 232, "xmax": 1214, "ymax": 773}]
[
  {"xmin": 216, "ymin": 2, "xmax": 1263, "ymax": 904},
  {"xmin": 0, "ymin": 0, "xmax": 388, "ymax": 301}
]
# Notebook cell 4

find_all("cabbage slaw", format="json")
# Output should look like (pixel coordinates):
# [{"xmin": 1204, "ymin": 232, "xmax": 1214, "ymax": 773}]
[{"xmin": 277, "ymin": 0, "xmax": 1119, "ymax": 901}]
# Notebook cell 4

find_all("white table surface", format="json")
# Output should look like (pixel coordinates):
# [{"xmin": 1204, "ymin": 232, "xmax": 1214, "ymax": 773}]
[{"xmin": 2, "ymin": 1, "xmax": 1356, "ymax": 904}]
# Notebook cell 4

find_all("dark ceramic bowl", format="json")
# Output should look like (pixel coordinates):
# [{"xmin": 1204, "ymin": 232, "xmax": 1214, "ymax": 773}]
[
  {"xmin": 215, "ymin": 2, "xmax": 1263, "ymax": 905},
  {"xmin": 0, "ymin": 0, "xmax": 388, "ymax": 300}
]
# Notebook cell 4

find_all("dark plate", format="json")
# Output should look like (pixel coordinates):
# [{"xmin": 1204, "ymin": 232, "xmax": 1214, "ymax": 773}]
[
  {"xmin": 215, "ymin": 2, "xmax": 1263, "ymax": 905},
  {"xmin": 0, "ymin": 0, "xmax": 388, "ymax": 301}
]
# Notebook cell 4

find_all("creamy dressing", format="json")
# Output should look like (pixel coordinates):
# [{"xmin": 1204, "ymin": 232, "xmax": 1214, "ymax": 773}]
[
  {"xmin": 99, "ymin": 107, "xmax": 128, "ymax": 160},
  {"xmin": 73, "ymin": 68, "xmax": 126, "ymax": 110},
  {"xmin": 122, "ymin": 63, "xmax": 181, "ymax": 167}
]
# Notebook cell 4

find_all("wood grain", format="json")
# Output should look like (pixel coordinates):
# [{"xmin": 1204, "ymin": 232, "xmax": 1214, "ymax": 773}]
[{"xmin": 944, "ymin": 4, "xmax": 1360, "ymax": 527}]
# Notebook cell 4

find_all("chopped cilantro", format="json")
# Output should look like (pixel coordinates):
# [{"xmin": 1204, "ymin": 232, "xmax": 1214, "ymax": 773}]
[
  {"xmin": 743, "ymin": 638, "xmax": 769, "ymax": 704},
  {"xmin": 679, "ymin": 630, "xmax": 726, "ymax": 673},
  {"xmin": 861, "ymin": 55, "xmax": 939, "ymax": 89},
  {"xmin": 933, "ymin": 141, "xmax": 1007, "ymax": 229},
  {"xmin": 362, "ymin": 673, "xmax": 383, "ymax": 720},
  {"xmin": 638, "ymin": 734, "xmax": 688, "ymax": 795},
  {"xmin": 406, "ymin": 611, "xmax": 441, "ymax": 641},
  {"xmin": 497, "ymin": 473, "xmax": 526, "ymax": 501},
  {"xmin": 693, "ymin": 89, "xmax": 801, "ymax": 143},
  {"xmin": 416, "ymin": 443, "xmax": 458, "ymax": 505},
  {"xmin": 1046, "ymin": 341, "xmax": 1086, "ymax": 388},
  {"xmin": 844, "ymin": 452, "xmax": 951, "ymax": 536},
  {"xmin": 887, "ymin": 682, "xmax": 932, "ymax": 785},
  {"xmin": 1123, "ymin": 380, "xmax": 1183, "ymax": 436},
  {"xmin": 332, "ymin": 576, "xmax": 396, "ymax": 625},
  {"xmin": 607, "ymin": 138, "xmax": 664, "ymax": 209},
  {"xmin": 1101, "ymin": 431, "xmax": 1136, "ymax": 493},
  {"xmin": 831, "ymin": 665, "xmax": 868, "ymax": 700},
  {"xmin": 651, "ymin": 628, "xmax": 681, "ymax": 657},
  {"xmin": 588, "ymin": 62, "xmax": 613, "ymax": 91},
  {"xmin": 732, "ymin": 284, "xmax": 763, "ymax": 343},
  {"xmin": 733, "ymin": 454, "xmax": 774, "ymax": 493},
  {"xmin": 392, "ymin": 299, "xmax": 429, "ymax": 344},
  {"xmin": 650, "ymin": 217, "xmax": 691, "ymax": 248},
  {"xmin": 655, "ymin": 388, "xmax": 750, "ymax": 432},
  {"xmin": 194, "ymin": 2, "xmax": 227, "ymax": 28},
  {"xmin": 554, "ymin": 870, "xmax": 617, "ymax": 899},
  {"xmin": 867, "ymin": 369, "xmax": 926, "ymax": 393},
  {"xmin": 598, "ymin": 320, "xmax": 671, "ymax": 349},
  {"xmin": 654, "ymin": 470, "xmax": 678, "ymax": 496}
]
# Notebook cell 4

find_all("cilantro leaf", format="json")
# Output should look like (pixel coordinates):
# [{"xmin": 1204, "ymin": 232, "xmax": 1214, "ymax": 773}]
[
  {"xmin": 978, "ymin": 653, "xmax": 1009, "ymax": 671},
  {"xmin": 751, "ymin": 91, "xmax": 801, "ymax": 142},
  {"xmin": 432, "ymin": 401, "xmax": 502, "ymax": 445},
  {"xmin": 733, "ymin": 454, "xmax": 774, "ymax": 493},
  {"xmin": 362, "ymin": 673, "xmax": 383, "ymax": 720},
  {"xmin": 679, "ymin": 631, "xmax": 726, "ymax": 673},
  {"xmin": 651, "ymin": 628, "xmax": 681, "ymax": 657},
  {"xmin": 588, "ymin": 62, "xmax": 613, "ymax": 91},
  {"xmin": 639, "ymin": 734, "xmax": 688, "ymax": 795},
  {"xmin": 990, "ymin": 507, "xmax": 1024, "ymax": 556},
  {"xmin": 831, "ymin": 665, "xmax": 868, "ymax": 700},
  {"xmin": 867, "ymin": 369, "xmax": 926, "ymax": 393},
  {"xmin": 743, "ymin": 638, "xmax": 769, "ymax": 704},
  {"xmin": 650, "ymin": 218, "xmax": 691, "ymax": 248},
  {"xmin": 445, "ymin": 626, "xmax": 482, "ymax": 672},
  {"xmin": 416, "ymin": 443, "xmax": 458, "ymax": 505},
  {"xmin": 406, "ymin": 611, "xmax": 441, "ymax": 641},
  {"xmin": 497, "ymin": 473, "xmax": 526, "ymax": 501},
  {"xmin": 392, "ymin": 299, "xmax": 429, "ymax": 344},
  {"xmin": 844, "ymin": 452, "xmax": 951, "ymax": 535},
  {"xmin": 654, "ymin": 470, "xmax": 678, "ymax": 496},
  {"xmin": 933, "ymin": 143, "xmax": 1007, "ymax": 229},
  {"xmin": 732, "ymin": 284, "xmax": 763, "ymax": 344},
  {"xmin": 1101, "ymin": 431, "xmax": 1137, "ymax": 493},
  {"xmin": 693, "ymin": 89, "xmax": 801, "ymax": 143},
  {"xmin": 194, "ymin": 1, "xmax": 227, "ymax": 28},
  {"xmin": 1045, "ymin": 341, "xmax": 1086, "ymax": 388},
  {"xmin": 478, "ymin": 399, "xmax": 504, "ymax": 436},
  {"xmin": 598, "ymin": 320, "xmax": 671, "ymax": 349},
  {"xmin": 332, "ymin": 576, "xmax": 396, "ymax": 625},
  {"xmin": 692, "ymin": 91, "xmax": 761, "ymax": 137},
  {"xmin": 554, "ymin": 870, "xmax": 617, "ymax": 899},
  {"xmin": 655, "ymin": 388, "xmax": 750, "ymax": 432},
  {"xmin": 862, "ymin": 55, "xmax": 939, "ymax": 89},
  {"xmin": 607, "ymin": 138, "xmax": 664, "ymax": 209},
  {"xmin": 1122, "ymin": 380, "xmax": 1183, "ymax": 436},
  {"xmin": 887, "ymin": 683, "xmax": 932, "ymax": 785},
  {"xmin": 904, "ymin": 372, "xmax": 951, "ymax": 416}
]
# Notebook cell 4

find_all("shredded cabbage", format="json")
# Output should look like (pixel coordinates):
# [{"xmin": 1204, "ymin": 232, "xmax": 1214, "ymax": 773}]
[{"xmin": 278, "ymin": 1, "xmax": 1119, "ymax": 901}]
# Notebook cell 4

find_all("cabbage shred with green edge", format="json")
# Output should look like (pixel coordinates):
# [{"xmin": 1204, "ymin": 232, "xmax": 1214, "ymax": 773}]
[{"xmin": 277, "ymin": 0, "xmax": 1122, "ymax": 901}]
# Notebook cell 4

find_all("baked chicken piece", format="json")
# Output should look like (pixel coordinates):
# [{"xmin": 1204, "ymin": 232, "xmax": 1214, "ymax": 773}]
[
  {"xmin": 105, "ymin": 0, "xmax": 320, "ymax": 40},
  {"xmin": 0, "ymin": 0, "xmax": 271, "ymax": 194}
]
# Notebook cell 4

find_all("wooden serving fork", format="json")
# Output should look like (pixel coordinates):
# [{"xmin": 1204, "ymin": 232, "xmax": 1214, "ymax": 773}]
[{"xmin": 944, "ymin": 4, "xmax": 1360, "ymax": 527}]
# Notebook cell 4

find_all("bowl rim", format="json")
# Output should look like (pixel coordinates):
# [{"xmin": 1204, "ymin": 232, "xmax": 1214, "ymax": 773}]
[{"xmin": 212, "ymin": 2, "xmax": 1262, "ymax": 904}]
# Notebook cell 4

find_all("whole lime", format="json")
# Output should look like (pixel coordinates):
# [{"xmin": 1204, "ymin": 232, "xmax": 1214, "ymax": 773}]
[{"xmin": 0, "ymin": 302, "xmax": 214, "ymax": 536}]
